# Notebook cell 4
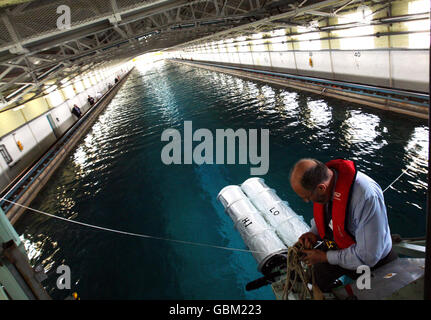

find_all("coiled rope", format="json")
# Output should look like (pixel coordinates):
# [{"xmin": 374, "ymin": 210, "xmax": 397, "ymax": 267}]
[{"xmin": 282, "ymin": 242, "xmax": 323, "ymax": 300}]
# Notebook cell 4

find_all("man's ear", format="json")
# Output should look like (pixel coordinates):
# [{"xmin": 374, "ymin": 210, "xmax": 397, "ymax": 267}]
[{"xmin": 317, "ymin": 183, "xmax": 326, "ymax": 192}]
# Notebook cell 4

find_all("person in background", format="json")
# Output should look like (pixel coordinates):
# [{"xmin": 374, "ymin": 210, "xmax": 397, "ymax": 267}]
[
  {"xmin": 71, "ymin": 104, "xmax": 82, "ymax": 118},
  {"xmin": 87, "ymin": 95, "xmax": 95, "ymax": 106},
  {"xmin": 114, "ymin": 77, "xmax": 119, "ymax": 84},
  {"xmin": 96, "ymin": 91, "xmax": 102, "ymax": 100}
]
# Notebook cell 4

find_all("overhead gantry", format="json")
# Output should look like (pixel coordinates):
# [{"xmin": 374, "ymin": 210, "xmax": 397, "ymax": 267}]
[{"xmin": 0, "ymin": 0, "xmax": 393, "ymax": 112}]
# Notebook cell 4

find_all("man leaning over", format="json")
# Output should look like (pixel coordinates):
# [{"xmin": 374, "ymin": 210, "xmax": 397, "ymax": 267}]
[{"xmin": 289, "ymin": 158, "xmax": 397, "ymax": 292}]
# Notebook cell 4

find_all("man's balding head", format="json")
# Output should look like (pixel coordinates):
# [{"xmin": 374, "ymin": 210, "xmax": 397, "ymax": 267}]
[{"xmin": 290, "ymin": 158, "xmax": 332, "ymax": 203}]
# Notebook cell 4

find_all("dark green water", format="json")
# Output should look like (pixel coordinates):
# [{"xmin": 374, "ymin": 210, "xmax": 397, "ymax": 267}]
[{"xmin": 14, "ymin": 60, "xmax": 428, "ymax": 299}]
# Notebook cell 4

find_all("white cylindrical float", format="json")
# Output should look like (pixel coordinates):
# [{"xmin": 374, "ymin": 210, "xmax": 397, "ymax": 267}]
[
  {"xmin": 241, "ymin": 177, "xmax": 310, "ymax": 247},
  {"xmin": 217, "ymin": 185, "xmax": 287, "ymax": 273}
]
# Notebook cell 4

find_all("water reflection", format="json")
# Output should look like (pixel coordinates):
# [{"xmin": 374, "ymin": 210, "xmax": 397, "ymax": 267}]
[
  {"xmin": 261, "ymin": 85, "xmax": 276, "ymax": 102},
  {"xmin": 281, "ymin": 91, "xmax": 299, "ymax": 115},
  {"xmin": 302, "ymin": 99, "xmax": 332, "ymax": 130},
  {"xmin": 342, "ymin": 110, "xmax": 387, "ymax": 155},
  {"xmin": 234, "ymin": 78, "xmax": 244, "ymax": 92},
  {"xmin": 20, "ymin": 235, "xmax": 60, "ymax": 274},
  {"xmin": 403, "ymin": 126, "xmax": 429, "ymax": 190},
  {"xmin": 73, "ymin": 146, "xmax": 88, "ymax": 175},
  {"xmin": 20, "ymin": 235, "xmax": 42, "ymax": 261},
  {"xmin": 245, "ymin": 81, "xmax": 260, "ymax": 99}
]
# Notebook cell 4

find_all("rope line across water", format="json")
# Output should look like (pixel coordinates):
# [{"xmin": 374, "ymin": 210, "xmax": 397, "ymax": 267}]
[
  {"xmin": 0, "ymin": 166, "xmax": 408, "ymax": 255},
  {"xmin": 0, "ymin": 197, "xmax": 265, "ymax": 255}
]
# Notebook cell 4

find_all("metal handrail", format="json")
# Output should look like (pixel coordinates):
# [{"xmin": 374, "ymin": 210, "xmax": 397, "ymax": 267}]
[{"xmin": 173, "ymin": 59, "xmax": 429, "ymax": 105}]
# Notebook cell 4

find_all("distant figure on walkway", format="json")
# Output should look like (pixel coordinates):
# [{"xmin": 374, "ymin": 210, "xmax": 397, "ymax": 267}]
[
  {"xmin": 108, "ymin": 83, "xmax": 113, "ymax": 89},
  {"xmin": 87, "ymin": 95, "xmax": 95, "ymax": 106},
  {"xmin": 96, "ymin": 91, "xmax": 102, "ymax": 100},
  {"xmin": 71, "ymin": 104, "xmax": 82, "ymax": 118},
  {"xmin": 114, "ymin": 77, "xmax": 119, "ymax": 84}
]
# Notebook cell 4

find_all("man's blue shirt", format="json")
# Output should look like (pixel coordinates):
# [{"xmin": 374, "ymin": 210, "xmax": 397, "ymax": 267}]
[{"xmin": 310, "ymin": 171, "xmax": 392, "ymax": 270}]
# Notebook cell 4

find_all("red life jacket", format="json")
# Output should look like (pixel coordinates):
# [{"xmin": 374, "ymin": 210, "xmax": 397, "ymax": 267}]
[{"xmin": 313, "ymin": 159, "xmax": 357, "ymax": 249}]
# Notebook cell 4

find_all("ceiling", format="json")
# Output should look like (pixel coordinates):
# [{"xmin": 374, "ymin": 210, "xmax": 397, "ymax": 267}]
[{"xmin": 0, "ymin": 0, "xmax": 391, "ymax": 111}]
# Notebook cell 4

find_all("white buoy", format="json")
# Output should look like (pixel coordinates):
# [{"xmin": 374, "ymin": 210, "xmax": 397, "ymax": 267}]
[
  {"xmin": 217, "ymin": 185, "xmax": 287, "ymax": 273},
  {"xmin": 241, "ymin": 177, "xmax": 310, "ymax": 247}
]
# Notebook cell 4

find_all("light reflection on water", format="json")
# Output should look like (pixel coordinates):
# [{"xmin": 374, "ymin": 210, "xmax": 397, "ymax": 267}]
[
  {"xmin": 305, "ymin": 99, "xmax": 332, "ymax": 129},
  {"xmin": 14, "ymin": 60, "xmax": 428, "ymax": 299},
  {"xmin": 405, "ymin": 127, "xmax": 428, "ymax": 175},
  {"xmin": 343, "ymin": 111, "xmax": 388, "ymax": 156}
]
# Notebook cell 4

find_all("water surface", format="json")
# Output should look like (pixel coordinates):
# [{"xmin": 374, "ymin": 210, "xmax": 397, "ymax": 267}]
[{"xmin": 14, "ymin": 60, "xmax": 428, "ymax": 299}]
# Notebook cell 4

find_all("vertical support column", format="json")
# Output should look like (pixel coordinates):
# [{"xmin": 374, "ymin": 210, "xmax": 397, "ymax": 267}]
[
  {"xmin": 213, "ymin": 0, "xmax": 220, "ymax": 16},
  {"xmin": 216, "ymin": 43, "xmax": 221, "ymax": 62},
  {"xmin": 236, "ymin": 42, "xmax": 241, "ymax": 65},
  {"xmin": 290, "ymin": 28, "xmax": 299, "ymax": 74},
  {"xmin": 266, "ymin": 40, "xmax": 273, "ymax": 70},
  {"xmin": 249, "ymin": 41, "xmax": 255, "ymax": 67},
  {"xmin": 327, "ymin": 18, "xmax": 336, "ymax": 80},
  {"xmin": 387, "ymin": 4, "xmax": 393, "ymax": 88}
]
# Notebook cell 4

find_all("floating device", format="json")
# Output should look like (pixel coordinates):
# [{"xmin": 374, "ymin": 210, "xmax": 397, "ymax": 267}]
[
  {"xmin": 218, "ymin": 178, "xmax": 311, "ymax": 276},
  {"xmin": 241, "ymin": 177, "xmax": 310, "ymax": 247},
  {"xmin": 217, "ymin": 185, "xmax": 287, "ymax": 274}
]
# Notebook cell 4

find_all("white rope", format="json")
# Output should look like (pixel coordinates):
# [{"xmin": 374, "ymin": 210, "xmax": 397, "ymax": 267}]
[
  {"xmin": 0, "ymin": 197, "xmax": 265, "ymax": 255},
  {"xmin": 382, "ymin": 166, "xmax": 412, "ymax": 193},
  {"xmin": 0, "ymin": 167, "xmax": 411, "ymax": 255}
]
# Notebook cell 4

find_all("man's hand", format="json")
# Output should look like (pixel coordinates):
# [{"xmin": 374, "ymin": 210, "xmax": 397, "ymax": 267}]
[
  {"xmin": 298, "ymin": 232, "xmax": 318, "ymax": 249},
  {"xmin": 300, "ymin": 249, "xmax": 328, "ymax": 266}
]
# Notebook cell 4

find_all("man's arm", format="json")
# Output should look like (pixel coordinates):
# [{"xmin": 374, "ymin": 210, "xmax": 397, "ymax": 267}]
[{"xmin": 326, "ymin": 194, "xmax": 391, "ymax": 270}]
